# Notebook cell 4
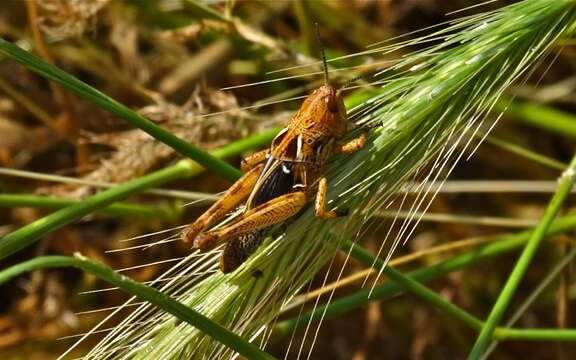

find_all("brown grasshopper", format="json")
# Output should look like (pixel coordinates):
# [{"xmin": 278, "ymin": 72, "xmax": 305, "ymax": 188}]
[{"xmin": 181, "ymin": 27, "xmax": 366, "ymax": 272}]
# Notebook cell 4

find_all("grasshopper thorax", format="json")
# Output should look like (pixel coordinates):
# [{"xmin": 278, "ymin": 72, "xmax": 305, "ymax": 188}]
[{"xmin": 270, "ymin": 84, "xmax": 347, "ymax": 163}]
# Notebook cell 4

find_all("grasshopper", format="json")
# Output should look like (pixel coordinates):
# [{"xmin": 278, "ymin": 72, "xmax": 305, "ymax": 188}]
[{"xmin": 181, "ymin": 27, "xmax": 366, "ymax": 272}]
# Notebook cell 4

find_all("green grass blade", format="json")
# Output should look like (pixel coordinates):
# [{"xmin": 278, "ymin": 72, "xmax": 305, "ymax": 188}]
[
  {"xmin": 0, "ymin": 255, "xmax": 274, "ymax": 360},
  {"xmin": 0, "ymin": 161, "xmax": 192, "ymax": 260},
  {"xmin": 274, "ymin": 213, "xmax": 576, "ymax": 337},
  {"xmin": 496, "ymin": 98, "xmax": 576, "ymax": 140},
  {"xmin": 0, "ymin": 194, "xmax": 178, "ymax": 219},
  {"xmin": 342, "ymin": 239, "xmax": 484, "ymax": 330},
  {"xmin": 0, "ymin": 37, "xmax": 242, "ymax": 182},
  {"xmin": 345, "ymin": 240, "xmax": 576, "ymax": 344},
  {"xmin": 0, "ymin": 127, "xmax": 278, "ymax": 260},
  {"xmin": 468, "ymin": 155, "xmax": 576, "ymax": 359},
  {"xmin": 494, "ymin": 328, "xmax": 576, "ymax": 342},
  {"xmin": 0, "ymin": 127, "xmax": 279, "ymax": 201},
  {"xmin": 485, "ymin": 135, "xmax": 568, "ymax": 171},
  {"xmin": 483, "ymin": 245, "xmax": 576, "ymax": 357}
]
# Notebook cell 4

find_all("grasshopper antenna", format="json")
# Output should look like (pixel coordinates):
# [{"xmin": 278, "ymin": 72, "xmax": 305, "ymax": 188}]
[
  {"xmin": 314, "ymin": 22, "xmax": 330, "ymax": 86},
  {"xmin": 338, "ymin": 68, "xmax": 384, "ymax": 94},
  {"xmin": 341, "ymin": 72, "xmax": 375, "ymax": 91}
]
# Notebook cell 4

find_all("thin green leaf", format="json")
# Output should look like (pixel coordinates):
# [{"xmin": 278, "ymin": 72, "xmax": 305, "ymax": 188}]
[
  {"xmin": 0, "ymin": 194, "xmax": 178, "ymax": 219},
  {"xmin": 496, "ymin": 98, "xmax": 576, "ymax": 140},
  {"xmin": 0, "ymin": 127, "xmax": 278, "ymax": 260},
  {"xmin": 0, "ymin": 254, "xmax": 274, "ymax": 360},
  {"xmin": 0, "ymin": 161, "xmax": 192, "ymax": 260},
  {"xmin": 343, "ymin": 239, "xmax": 484, "ymax": 330},
  {"xmin": 468, "ymin": 155, "xmax": 576, "ymax": 359},
  {"xmin": 485, "ymin": 135, "xmax": 568, "ymax": 171},
  {"xmin": 273, "ymin": 213, "xmax": 576, "ymax": 337},
  {"xmin": 0, "ymin": 37, "xmax": 242, "ymax": 182}
]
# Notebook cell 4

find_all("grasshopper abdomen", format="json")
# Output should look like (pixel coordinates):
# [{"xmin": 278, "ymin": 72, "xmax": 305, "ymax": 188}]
[{"xmin": 220, "ymin": 159, "xmax": 298, "ymax": 273}]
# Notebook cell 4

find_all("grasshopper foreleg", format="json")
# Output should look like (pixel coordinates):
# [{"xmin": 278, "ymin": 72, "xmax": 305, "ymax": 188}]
[
  {"xmin": 241, "ymin": 149, "xmax": 269, "ymax": 172},
  {"xmin": 181, "ymin": 163, "xmax": 263, "ymax": 243},
  {"xmin": 193, "ymin": 192, "xmax": 306, "ymax": 251},
  {"xmin": 314, "ymin": 176, "xmax": 347, "ymax": 218},
  {"xmin": 336, "ymin": 133, "xmax": 366, "ymax": 154}
]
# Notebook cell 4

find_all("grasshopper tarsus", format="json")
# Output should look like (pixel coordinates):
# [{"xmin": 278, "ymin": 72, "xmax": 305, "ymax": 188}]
[{"xmin": 181, "ymin": 223, "xmax": 205, "ymax": 244}]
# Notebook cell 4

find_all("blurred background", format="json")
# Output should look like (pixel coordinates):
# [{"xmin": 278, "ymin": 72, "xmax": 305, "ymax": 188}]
[{"xmin": 0, "ymin": 0, "xmax": 575, "ymax": 359}]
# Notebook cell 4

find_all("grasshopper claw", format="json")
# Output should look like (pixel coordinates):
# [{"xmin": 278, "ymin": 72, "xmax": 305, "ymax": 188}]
[
  {"xmin": 180, "ymin": 225, "xmax": 201, "ymax": 243},
  {"xmin": 193, "ymin": 232, "xmax": 219, "ymax": 251},
  {"xmin": 363, "ymin": 120, "xmax": 383, "ymax": 131},
  {"xmin": 335, "ymin": 208, "xmax": 350, "ymax": 217}
]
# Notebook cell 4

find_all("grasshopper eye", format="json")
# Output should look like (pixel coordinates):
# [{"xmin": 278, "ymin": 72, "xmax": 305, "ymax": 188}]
[{"xmin": 326, "ymin": 97, "xmax": 338, "ymax": 113}]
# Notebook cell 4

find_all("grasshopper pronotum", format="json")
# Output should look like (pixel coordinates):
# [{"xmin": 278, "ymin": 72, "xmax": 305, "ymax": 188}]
[{"xmin": 181, "ymin": 26, "xmax": 366, "ymax": 273}]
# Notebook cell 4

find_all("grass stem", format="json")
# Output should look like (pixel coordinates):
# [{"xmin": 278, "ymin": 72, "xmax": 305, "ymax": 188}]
[
  {"xmin": 0, "ymin": 161, "xmax": 192, "ymax": 260},
  {"xmin": 273, "ymin": 213, "xmax": 576, "ymax": 338},
  {"xmin": 342, "ymin": 239, "xmax": 484, "ymax": 330},
  {"xmin": 496, "ymin": 98, "xmax": 576, "ymax": 140},
  {"xmin": 468, "ymin": 155, "xmax": 576, "ymax": 359},
  {"xmin": 0, "ymin": 194, "xmax": 177, "ymax": 219}
]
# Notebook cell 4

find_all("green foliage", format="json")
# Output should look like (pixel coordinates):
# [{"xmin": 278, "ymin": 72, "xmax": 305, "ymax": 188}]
[
  {"xmin": 0, "ymin": 37, "xmax": 242, "ymax": 182},
  {"xmin": 82, "ymin": 1, "xmax": 576, "ymax": 359},
  {"xmin": 0, "ymin": 1, "xmax": 575, "ymax": 359},
  {"xmin": 0, "ymin": 255, "xmax": 274, "ymax": 360}
]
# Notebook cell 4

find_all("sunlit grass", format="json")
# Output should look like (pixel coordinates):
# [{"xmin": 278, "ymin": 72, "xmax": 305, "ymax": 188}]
[{"xmin": 77, "ymin": 1, "xmax": 576, "ymax": 359}]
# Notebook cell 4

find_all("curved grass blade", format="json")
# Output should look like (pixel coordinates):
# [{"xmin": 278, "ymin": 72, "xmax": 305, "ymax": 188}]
[
  {"xmin": 0, "ymin": 37, "xmax": 242, "ymax": 182},
  {"xmin": 0, "ymin": 128, "xmax": 278, "ymax": 260},
  {"xmin": 273, "ymin": 213, "xmax": 576, "ymax": 337},
  {"xmin": 469, "ymin": 155, "xmax": 576, "ymax": 359},
  {"xmin": 0, "ymin": 194, "xmax": 178, "ymax": 220},
  {"xmin": 0, "ymin": 254, "xmax": 274, "ymax": 360},
  {"xmin": 495, "ymin": 98, "xmax": 576, "ymax": 140},
  {"xmin": 81, "ymin": 2, "xmax": 576, "ymax": 359},
  {"xmin": 345, "ymin": 239, "xmax": 576, "ymax": 343},
  {"xmin": 0, "ymin": 161, "xmax": 193, "ymax": 260}
]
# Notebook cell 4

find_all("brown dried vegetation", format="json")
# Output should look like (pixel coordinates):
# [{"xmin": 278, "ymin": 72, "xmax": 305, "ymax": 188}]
[{"xmin": 0, "ymin": 1, "xmax": 575, "ymax": 359}]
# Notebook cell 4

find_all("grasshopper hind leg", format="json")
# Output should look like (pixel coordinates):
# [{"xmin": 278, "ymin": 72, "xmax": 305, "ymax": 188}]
[
  {"xmin": 220, "ymin": 229, "xmax": 268, "ymax": 273},
  {"xmin": 181, "ymin": 163, "xmax": 263, "ymax": 243}
]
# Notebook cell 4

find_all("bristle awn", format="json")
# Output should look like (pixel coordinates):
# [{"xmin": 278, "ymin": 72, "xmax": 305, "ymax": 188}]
[
  {"xmin": 71, "ymin": 2, "xmax": 576, "ymax": 359},
  {"xmin": 445, "ymin": 0, "xmax": 500, "ymax": 16},
  {"xmin": 0, "ymin": 167, "xmax": 228, "ymax": 202},
  {"xmin": 197, "ymin": 95, "xmax": 308, "ymax": 118},
  {"xmin": 265, "ymin": 47, "xmax": 383, "ymax": 75},
  {"xmin": 295, "ymin": 254, "xmax": 338, "ymax": 359},
  {"xmin": 75, "ymin": 302, "xmax": 145, "ymax": 316},
  {"xmin": 105, "ymin": 237, "xmax": 178, "ymax": 253},
  {"xmin": 118, "ymin": 225, "xmax": 187, "ymax": 243}
]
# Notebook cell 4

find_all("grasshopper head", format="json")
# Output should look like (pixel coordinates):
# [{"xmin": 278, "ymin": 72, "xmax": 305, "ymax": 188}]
[
  {"xmin": 306, "ymin": 24, "xmax": 348, "ymax": 138},
  {"xmin": 302, "ymin": 84, "xmax": 348, "ymax": 139}
]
